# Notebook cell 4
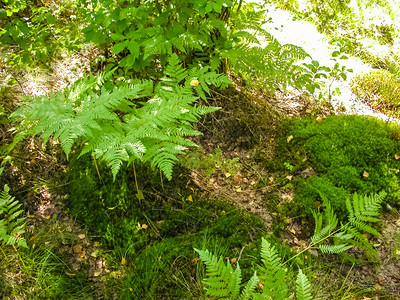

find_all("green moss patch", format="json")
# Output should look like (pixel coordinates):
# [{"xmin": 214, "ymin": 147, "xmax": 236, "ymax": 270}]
[{"xmin": 277, "ymin": 115, "xmax": 400, "ymax": 217}]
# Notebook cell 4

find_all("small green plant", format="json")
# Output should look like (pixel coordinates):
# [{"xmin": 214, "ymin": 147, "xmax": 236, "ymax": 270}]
[
  {"xmin": 195, "ymin": 237, "xmax": 313, "ymax": 300},
  {"xmin": 0, "ymin": 168, "xmax": 27, "ymax": 248},
  {"xmin": 0, "ymin": 0, "xmax": 81, "ymax": 66},
  {"xmin": 284, "ymin": 162, "xmax": 294, "ymax": 171}
]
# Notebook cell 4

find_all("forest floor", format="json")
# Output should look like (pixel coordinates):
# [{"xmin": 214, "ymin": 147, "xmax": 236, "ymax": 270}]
[
  {"xmin": 2, "ymin": 5, "xmax": 400, "ymax": 299},
  {"xmin": 2, "ymin": 44, "xmax": 400, "ymax": 298}
]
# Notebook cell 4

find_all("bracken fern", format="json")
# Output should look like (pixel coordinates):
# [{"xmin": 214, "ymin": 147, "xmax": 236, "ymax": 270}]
[{"xmin": 11, "ymin": 54, "xmax": 230, "ymax": 180}]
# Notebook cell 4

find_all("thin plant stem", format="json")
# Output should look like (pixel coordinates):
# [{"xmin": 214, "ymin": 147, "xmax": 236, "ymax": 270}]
[
  {"xmin": 160, "ymin": 169, "xmax": 164, "ymax": 192},
  {"xmin": 132, "ymin": 161, "xmax": 141, "ymax": 205}
]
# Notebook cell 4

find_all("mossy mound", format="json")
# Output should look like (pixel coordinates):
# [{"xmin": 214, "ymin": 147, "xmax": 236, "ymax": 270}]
[{"xmin": 276, "ymin": 115, "xmax": 400, "ymax": 217}]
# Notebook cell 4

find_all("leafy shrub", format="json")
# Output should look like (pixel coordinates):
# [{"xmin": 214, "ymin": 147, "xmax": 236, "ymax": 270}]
[
  {"xmin": 278, "ymin": 115, "xmax": 400, "ymax": 216},
  {"xmin": 80, "ymin": 0, "xmax": 329, "ymax": 94},
  {"xmin": 0, "ymin": 0, "xmax": 81, "ymax": 66},
  {"xmin": 350, "ymin": 69, "xmax": 400, "ymax": 117}
]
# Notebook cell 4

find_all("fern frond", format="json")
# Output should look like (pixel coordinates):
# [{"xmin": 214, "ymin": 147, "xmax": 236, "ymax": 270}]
[
  {"xmin": 259, "ymin": 238, "xmax": 288, "ymax": 300},
  {"xmin": 0, "ymin": 184, "xmax": 27, "ymax": 248},
  {"xmin": 318, "ymin": 244, "xmax": 353, "ymax": 254},
  {"xmin": 345, "ymin": 225, "xmax": 379, "ymax": 261},
  {"xmin": 296, "ymin": 269, "xmax": 313, "ymax": 300},
  {"xmin": 346, "ymin": 192, "xmax": 385, "ymax": 237},
  {"xmin": 311, "ymin": 201, "xmax": 338, "ymax": 244},
  {"xmin": 238, "ymin": 271, "xmax": 258, "ymax": 300},
  {"xmin": 195, "ymin": 248, "xmax": 242, "ymax": 299}
]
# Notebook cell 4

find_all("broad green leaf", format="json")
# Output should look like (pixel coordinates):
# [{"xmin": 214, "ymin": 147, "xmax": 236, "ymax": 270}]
[{"xmin": 111, "ymin": 40, "xmax": 128, "ymax": 55}]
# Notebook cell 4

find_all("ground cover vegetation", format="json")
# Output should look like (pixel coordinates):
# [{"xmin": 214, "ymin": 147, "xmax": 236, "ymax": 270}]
[{"xmin": 1, "ymin": 0, "xmax": 400, "ymax": 299}]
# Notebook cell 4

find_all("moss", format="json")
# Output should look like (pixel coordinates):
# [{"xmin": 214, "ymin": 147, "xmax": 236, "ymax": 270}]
[{"xmin": 277, "ymin": 115, "xmax": 400, "ymax": 218}]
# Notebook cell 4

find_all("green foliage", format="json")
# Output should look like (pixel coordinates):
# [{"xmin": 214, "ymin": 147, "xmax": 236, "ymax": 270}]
[
  {"xmin": 11, "ymin": 54, "xmax": 230, "ymax": 180},
  {"xmin": 196, "ymin": 237, "xmax": 313, "ymax": 299},
  {"xmin": 0, "ymin": 220, "xmax": 95, "ymax": 299},
  {"xmin": 0, "ymin": 170, "xmax": 27, "ymax": 248},
  {"xmin": 0, "ymin": 0, "xmax": 82, "ymax": 66},
  {"xmin": 279, "ymin": 115, "xmax": 400, "ymax": 216},
  {"xmin": 296, "ymin": 269, "xmax": 313, "ymax": 300},
  {"xmin": 81, "ymin": 0, "xmax": 232, "ymax": 70},
  {"xmin": 350, "ymin": 69, "xmax": 400, "ymax": 117},
  {"xmin": 80, "ymin": 0, "xmax": 326, "ymax": 95},
  {"xmin": 311, "ymin": 192, "xmax": 386, "ymax": 260}
]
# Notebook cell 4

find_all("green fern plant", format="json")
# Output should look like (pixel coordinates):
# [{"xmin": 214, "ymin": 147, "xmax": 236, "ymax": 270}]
[
  {"xmin": 0, "ymin": 180, "xmax": 27, "ymax": 248},
  {"xmin": 10, "ymin": 54, "xmax": 230, "ymax": 180},
  {"xmin": 310, "ymin": 191, "xmax": 386, "ymax": 260},
  {"xmin": 195, "ymin": 237, "xmax": 313, "ymax": 300}
]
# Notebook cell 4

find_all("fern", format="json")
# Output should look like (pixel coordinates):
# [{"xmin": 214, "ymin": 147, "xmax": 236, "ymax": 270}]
[
  {"xmin": 11, "ymin": 54, "xmax": 229, "ymax": 181},
  {"xmin": 0, "ymin": 184, "xmax": 27, "ymax": 248},
  {"xmin": 196, "ymin": 248, "xmax": 242, "ymax": 298},
  {"xmin": 259, "ymin": 239, "xmax": 288, "ymax": 300},
  {"xmin": 296, "ymin": 269, "xmax": 313, "ymax": 300},
  {"xmin": 311, "ymin": 192, "xmax": 385, "ymax": 260},
  {"xmin": 196, "ymin": 237, "xmax": 314, "ymax": 299},
  {"xmin": 346, "ymin": 191, "xmax": 385, "ymax": 236}
]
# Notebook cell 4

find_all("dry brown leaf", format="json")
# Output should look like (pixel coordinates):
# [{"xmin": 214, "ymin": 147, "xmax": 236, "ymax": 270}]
[
  {"xmin": 286, "ymin": 175, "xmax": 293, "ymax": 181},
  {"xmin": 190, "ymin": 79, "xmax": 199, "ymax": 86},
  {"xmin": 73, "ymin": 244, "xmax": 82, "ymax": 254}
]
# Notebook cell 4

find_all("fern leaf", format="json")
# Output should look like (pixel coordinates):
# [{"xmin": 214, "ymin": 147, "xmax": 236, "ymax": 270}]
[
  {"xmin": 311, "ymin": 201, "xmax": 338, "ymax": 244},
  {"xmin": 296, "ymin": 269, "xmax": 313, "ymax": 300},
  {"xmin": 238, "ymin": 271, "xmax": 258, "ymax": 300},
  {"xmin": 195, "ymin": 248, "xmax": 242, "ymax": 299},
  {"xmin": 0, "ymin": 185, "xmax": 27, "ymax": 248},
  {"xmin": 346, "ymin": 226, "xmax": 379, "ymax": 261},
  {"xmin": 319, "ymin": 244, "xmax": 353, "ymax": 254},
  {"xmin": 259, "ymin": 238, "xmax": 288, "ymax": 300},
  {"xmin": 346, "ymin": 192, "xmax": 385, "ymax": 237}
]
